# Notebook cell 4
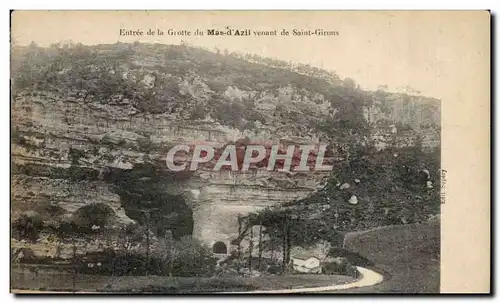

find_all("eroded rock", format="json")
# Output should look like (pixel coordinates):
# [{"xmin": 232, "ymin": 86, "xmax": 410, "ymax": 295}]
[
  {"xmin": 340, "ymin": 183, "xmax": 351, "ymax": 190},
  {"xmin": 348, "ymin": 195, "xmax": 358, "ymax": 205}
]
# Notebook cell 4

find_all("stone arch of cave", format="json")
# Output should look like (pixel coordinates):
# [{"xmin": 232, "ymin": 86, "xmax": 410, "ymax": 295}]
[
  {"xmin": 213, "ymin": 241, "xmax": 228, "ymax": 254},
  {"xmin": 104, "ymin": 164, "xmax": 194, "ymax": 240}
]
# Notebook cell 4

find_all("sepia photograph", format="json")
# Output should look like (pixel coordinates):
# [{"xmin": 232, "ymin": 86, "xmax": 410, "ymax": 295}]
[{"xmin": 9, "ymin": 10, "xmax": 490, "ymax": 294}]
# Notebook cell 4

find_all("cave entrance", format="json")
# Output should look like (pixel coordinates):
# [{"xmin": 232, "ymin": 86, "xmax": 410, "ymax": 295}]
[
  {"xmin": 213, "ymin": 241, "xmax": 228, "ymax": 254},
  {"xmin": 104, "ymin": 164, "xmax": 194, "ymax": 240}
]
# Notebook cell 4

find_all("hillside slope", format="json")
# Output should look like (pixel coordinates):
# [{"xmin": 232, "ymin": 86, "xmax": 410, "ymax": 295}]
[
  {"xmin": 11, "ymin": 42, "xmax": 440, "ymax": 142},
  {"xmin": 341, "ymin": 219, "xmax": 440, "ymax": 293},
  {"xmin": 11, "ymin": 42, "xmax": 441, "ymax": 258}
]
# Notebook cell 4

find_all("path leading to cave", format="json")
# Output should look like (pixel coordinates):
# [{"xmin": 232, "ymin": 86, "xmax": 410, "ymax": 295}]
[{"xmin": 226, "ymin": 266, "xmax": 384, "ymax": 294}]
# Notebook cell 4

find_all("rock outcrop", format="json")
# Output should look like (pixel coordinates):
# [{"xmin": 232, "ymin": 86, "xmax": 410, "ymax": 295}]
[
  {"xmin": 11, "ymin": 90, "xmax": 331, "ymax": 253},
  {"xmin": 11, "ymin": 42, "xmax": 440, "ymax": 256}
]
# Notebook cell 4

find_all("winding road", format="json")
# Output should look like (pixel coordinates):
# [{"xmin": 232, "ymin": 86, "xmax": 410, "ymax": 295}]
[
  {"xmin": 226, "ymin": 266, "xmax": 384, "ymax": 294},
  {"xmin": 12, "ymin": 267, "xmax": 384, "ymax": 294}
]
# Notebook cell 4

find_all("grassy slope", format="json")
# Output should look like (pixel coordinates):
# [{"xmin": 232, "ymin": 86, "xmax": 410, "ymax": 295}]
[
  {"xmin": 341, "ymin": 218, "xmax": 440, "ymax": 293},
  {"xmin": 11, "ymin": 266, "xmax": 355, "ymax": 293}
]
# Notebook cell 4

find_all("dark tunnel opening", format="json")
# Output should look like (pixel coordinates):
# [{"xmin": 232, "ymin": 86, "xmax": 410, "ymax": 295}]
[{"xmin": 103, "ymin": 163, "xmax": 194, "ymax": 240}]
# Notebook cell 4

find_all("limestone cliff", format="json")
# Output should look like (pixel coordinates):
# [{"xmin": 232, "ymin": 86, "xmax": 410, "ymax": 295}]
[
  {"xmin": 11, "ymin": 42, "xmax": 440, "ymax": 255},
  {"xmin": 11, "ymin": 89, "xmax": 331, "ymax": 250}
]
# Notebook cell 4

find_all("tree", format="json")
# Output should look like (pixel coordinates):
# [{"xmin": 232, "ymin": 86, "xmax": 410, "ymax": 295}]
[
  {"xmin": 118, "ymin": 223, "xmax": 145, "ymax": 253},
  {"xmin": 12, "ymin": 211, "xmax": 43, "ymax": 243},
  {"xmin": 343, "ymin": 77, "xmax": 358, "ymax": 90},
  {"xmin": 169, "ymin": 236, "xmax": 216, "ymax": 277},
  {"xmin": 257, "ymin": 224, "xmax": 263, "ymax": 271},
  {"xmin": 72, "ymin": 203, "xmax": 115, "ymax": 230}
]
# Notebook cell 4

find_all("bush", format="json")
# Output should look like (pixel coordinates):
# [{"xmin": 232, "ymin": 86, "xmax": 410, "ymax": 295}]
[
  {"xmin": 76, "ymin": 250, "xmax": 163, "ymax": 276},
  {"xmin": 169, "ymin": 237, "xmax": 217, "ymax": 277},
  {"xmin": 12, "ymin": 211, "xmax": 44, "ymax": 242},
  {"xmin": 36, "ymin": 202, "xmax": 67, "ymax": 219},
  {"xmin": 75, "ymin": 236, "xmax": 217, "ymax": 277},
  {"xmin": 327, "ymin": 247, "xmax": 374, "ymax": 268},
  {"xmin": 344, "ymin": 261, "xmax": 359, "ymax": 278},
  {"xmin": 12, "ymin": 248, "xmax": 37, "ymax": 262},
  {"xmin": 322, "ymin": 259, "xmax": 359, "ymax": 278},
  {"xmin": 266, "ymin": 264, "xmax": 282, "ymax": 275},
  {"xmin": 72, "ymin": 203, "xmax": 116, "ymax": 229},
  {"xmin": 137, "ymin": 137, "xmax": 154, "ymax": 151}
]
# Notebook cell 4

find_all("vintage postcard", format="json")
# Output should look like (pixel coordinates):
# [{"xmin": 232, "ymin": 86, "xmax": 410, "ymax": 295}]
[{"xmin": 10, "ymin": 10, "xmax": 490, "ymax": 294}]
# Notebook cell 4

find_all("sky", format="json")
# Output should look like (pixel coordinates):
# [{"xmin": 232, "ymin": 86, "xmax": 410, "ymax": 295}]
[{"xmin": 10, "ymin": 10, "xmax": 490, "ymax": 100}]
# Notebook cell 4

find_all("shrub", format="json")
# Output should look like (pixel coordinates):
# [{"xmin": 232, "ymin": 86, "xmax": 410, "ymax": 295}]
[
  {"xmin": 72, "ymin": 203, "xmax": 116, "ymax": 229},
  {"xmin": 344, "ymin": 262, "xmax": 359, "ymax": 278},
  {"xmin": 36, "ymin": 202, "xmax": 66, "ymax": 219},
  {"xmin": 327, "ymin": 247, "xmax": 374, "ymax": 267},
  {"xmin": 322, "ymin": 259, "xmax": 359, "ymax": 278},
  {"xmin": 137, "ymin": 137, "xmax": 154, "ymax": 151},
  {"xmin": 169, "ymin": 237, "xmax": 217, "ymax": 277},
  {"xmin": 266, "ymin": 264, "xmax": 282, "ymax": 275},
  {"xmin": 76, "ymin": 250, "xmax": 162, "ymax": 276},
  {"xmin": 75, "ymin": 236, "xmax": 217, "ymax": 277},
  {"xmin": 12, "ymin": 211, "xmax": 44, "ymax": 242},
  {"xmin": 68, "ymin": 147, "xmax": 86, "ymax": 165},
  {"xmin": 12, "ymin": 247, "xmax": 37, "ymax": 262}
]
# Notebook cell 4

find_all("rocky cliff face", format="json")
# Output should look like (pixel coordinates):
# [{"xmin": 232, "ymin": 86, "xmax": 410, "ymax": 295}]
[
  {"xmin": 11, "ymin": 89, "xmax": 331, "ymax": 250},
  {"xmin": 11, "ymin": 42, "xmax": 440, "ymax": 255}
]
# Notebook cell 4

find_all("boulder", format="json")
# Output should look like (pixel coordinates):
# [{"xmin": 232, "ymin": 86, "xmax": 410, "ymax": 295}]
[
  {"xmin": 348, "ymin": 195, "xmax": 358, "ymax": 205},
  {"xmin": 339, "ymin": 183, "xmax": 351, "ymax": 190}
]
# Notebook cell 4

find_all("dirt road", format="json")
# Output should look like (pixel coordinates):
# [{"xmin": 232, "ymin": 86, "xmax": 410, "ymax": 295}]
[{"xmin": 225, "ymin": 267, "xmax": 384, "ymax": 294}]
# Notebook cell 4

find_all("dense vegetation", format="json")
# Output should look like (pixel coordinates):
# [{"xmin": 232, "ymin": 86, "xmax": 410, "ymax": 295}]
[
  {"xmin": 236, "ymin": 136, "xmax": 440, "ymax": 272},
  {"xmin": 11, "ymin": 41, "xmax": 439, "ymax": 134}
]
